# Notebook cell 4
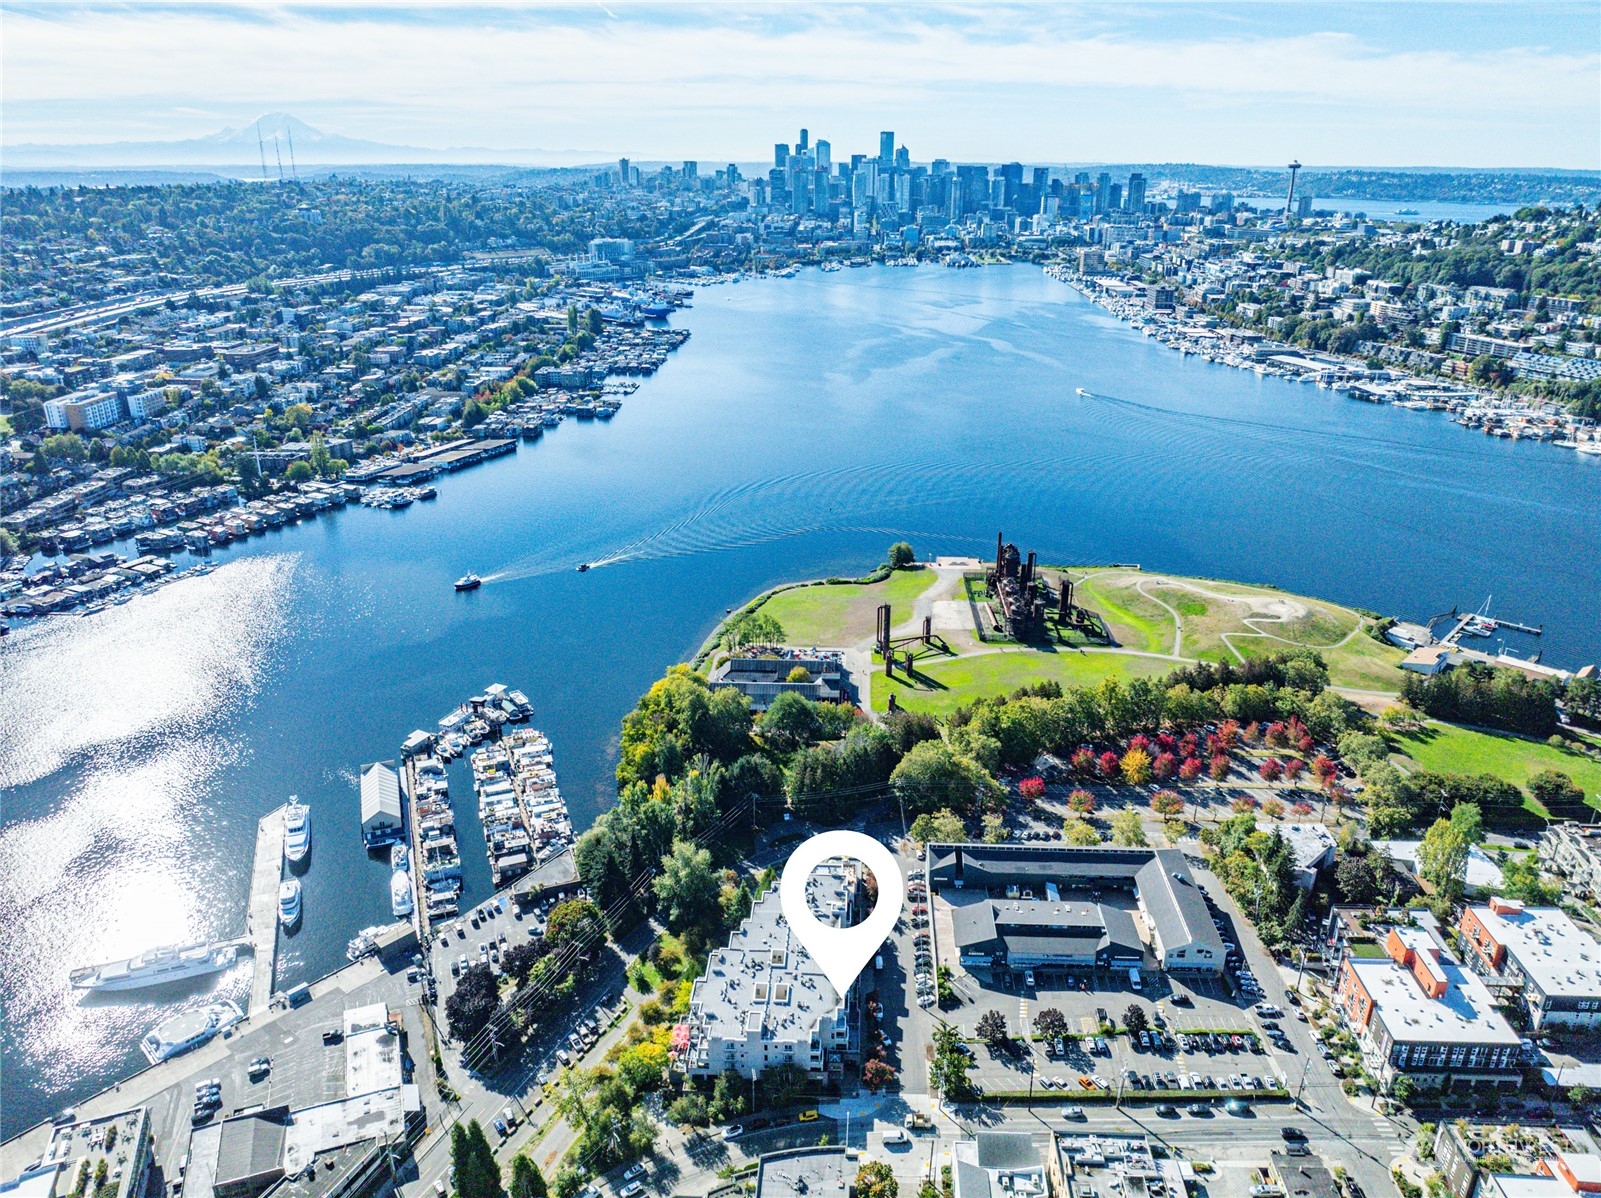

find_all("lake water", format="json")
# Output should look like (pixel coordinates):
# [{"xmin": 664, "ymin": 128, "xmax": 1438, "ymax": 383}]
[{"xmin": 3, "ymin": 264, "xmax": 1599, "ymax": 1136}]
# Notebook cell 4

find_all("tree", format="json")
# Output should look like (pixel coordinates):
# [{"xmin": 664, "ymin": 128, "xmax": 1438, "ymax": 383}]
[
  {"xmin": 930, "ymin": 1023, "xmax": 976, "ymax": 1101},
  {"xmin": 1035, "ymin": 1008, "xmax": 1069, "ymax": 1040},
  {"xmin": 1150, "ymin": 790, "xmax": 1184, "ymax": 816},
  {"xmin": 891, "ymin": 740, "xmax": 1002, "ymax": 817},
  {"xmin": 1209, "ymin": 755, "xmax": 1232, "ymax": 781},
  {"xmin": 1499, "ymin": 854, "xmax": 1560, "ymax": 905},
  {"xmin": 909, "ymin": 808, "xmax": 967, "ymax": 844},
  {"xmin": 1123, "ymin": 1004, "xmax": 1148, "ymax": 1035},
  {"xmin": 653, "ymin": 839, "xmax": 722, "ymax": 935},
  {"xmin": 1110, "ymin": 809, "xmax": 1147, "ymax": 847},
  {"xmin": 446, "ymin": 964, "xmax": 500, "ymax": 1042},
  {"xmin": 1336, "ymin": 852, "xmax": 1388, "ymax": 906},
  {"xmin": 862, "ymin": 1059, "xmax": 897, "ymax": 1091},
  {"xmin": 787, "ymin": 665, "xmax": 812, "ymax": 683},
  {"xmin": 1391, "ymin": 1074, "xmax": 1417, "ymax": 1106},
  {"xmin": 1416, "ymin": 818, "xmax": 1470, "ymax": 901},
  {"xmin": 982, "ymin": 813, "xmax": 1008, "ymax": 843},
  {"xmin": 1067, "ymin": 789, "xmax": 1097, "ymax": 814},
  {"xmin": 1448, "ymin": 802, "xmax": 1485, "ymax": 845},
  {"xmin": 285, "ymin": 459, "xmax": 313, "ymax": 482},
  {"xmin": 451, "ymin": 1120, "xmax": 504, "ymax": 1198},
  {"xmin": 760, "ymin": 691, "xmax": 823, "ymax": 752},
  {"xmin": 1528, "ymin": 769, "xmax": 1584, "ymax": 812},
  {"xmin": 887, "ymin": 541, "xmax": 916, "ymax": 569},
  {"xmin": 1121, "ymin": 747, "xmax": 1153, "ymax": 785},
  {"xmin": 1064, "ymin": 818, "xmax": 1101, "ymax": 845},
  {"xmin": 511, "ymin": 1155, "xmax": 549, "ymax": 1198},
  {"xmin": 857, "ymin": 1161, "xmax": 899, "ymax": 1198},
  {"xmin": 546, "ymin": 898, "xmax": 606, "ymax": 948},
  {"xmin": 976, "ymin": 1010, "xmax": 1010, "ymax": 1048},
  {"xmin": 725, "ymin": 610, "xmax": 785, "ymax": 650}
]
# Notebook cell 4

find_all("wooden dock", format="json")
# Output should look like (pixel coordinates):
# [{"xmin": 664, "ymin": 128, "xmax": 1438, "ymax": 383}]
[{"xmin": 246, "ymin": 805, "xmax": 287, "ymax": 1013}]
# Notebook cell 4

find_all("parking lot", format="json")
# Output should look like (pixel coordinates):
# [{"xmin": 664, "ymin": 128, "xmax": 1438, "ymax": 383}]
[{"xmin": 429, "ymin": 891, "xmax": 551, "ymax": 1009}]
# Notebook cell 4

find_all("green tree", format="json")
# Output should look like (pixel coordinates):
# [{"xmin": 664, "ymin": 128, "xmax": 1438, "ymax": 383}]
[
  {"xmin": 446, "ymin": 964, "xmax": 500, "ymax": 1043},
  {"xmin": 451, "ymin": 1120, "xmax": 504, "ymax": 1198},
  {"xmin": 653, "ymin": 839, "xmax": 722, "ymax": 936},
  {"xmin": 887, "ymin": 541, "xmax": 916, "ymax": 569},
  {"xmin": 510, "ymin": 1154, "xmax": 548, "ymax": 1198},
  {"xmin": 1448, "ymin": 802, "xmax": 1485, "ymax": 845},
  {"xmin": 308, "ymin": 431, "xmax": 333, "ymax": 476},
  {"xmin": 39, "ymin": 433, "xmax": 87, "ymax": 461},
  {"xmin": 891, "ymin": 740, "xmax": 1002, "ymax": 817},
  {"xmin": 1035, "ymin": 1008, "xmax": 1069, "ymax": 1040},
  {"xmin": 1110, "ymin": 809, "xmax": 1147, "ymax": 847},
  {"xmin": 1123, "ymin": 1004, "xmax": 1148, "ymax": 1035},
  {"xmin": 1416, "ymin": 818, "xmax": 1470, "ymax": 901},
  {"xmin": 930, "ymin": 1022, "xmax": 977, "ymax": 1101},
  {"xmin": 1063, "ymin": 818, "xmax": 1102, "ymax": 846},
  {"xmin": 760, "ymin": 692, "xmax": 823, "ymax": 752},
  {"xmin": 1499, "ymin": 854, "xmax": 1560, "ymax": 905},
  {"xmin": 668, "ymin": 1093, "xmax": 709, "ymax": 1126},
  {"xmin": 284, "ymin": 402, "xmax": 314, "ymax": 429},
  {"xmin": 982, "ymin": 812, "xmax": 1008, "ymax": 843},
  {"xmin": 285, "ymin": 459, "xmax": 313, "ymax": 482},
  {"xmin": 856, "ymin": 1162, "xmax": 899, "ymax": 1198},
  {"xmin": 910, "ymin": 808, "xmax": 968, "ymax": 845},
  {"xmin": 725, "ymin": 610, "xmax": 785, "ymax": 650},
  {"xmin": 546, "ymin": 898, "xmax": 606, "ymax": 948},
  {"xmin": 1528, "ymin": 769, "xmax": 1584, "ymax": 811}
]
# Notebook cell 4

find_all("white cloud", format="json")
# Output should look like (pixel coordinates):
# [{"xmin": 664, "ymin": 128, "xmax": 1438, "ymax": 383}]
[{"xmin": 2, "ymin": 3, "xmax": 1596, "ymax": 166}]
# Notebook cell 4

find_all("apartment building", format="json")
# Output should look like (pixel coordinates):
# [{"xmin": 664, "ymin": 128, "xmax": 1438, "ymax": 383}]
[
  {"xmin": 1541, "ymin": 825, "xmax": 1601, "ymax": 903},
  {"xmin": 1459, "ymin": 897, "xmax": 1601, "ymax": 1029},
  {"xmin": 1334, "ymin": 923, "xmax": 1521, "ymax": 1091}
]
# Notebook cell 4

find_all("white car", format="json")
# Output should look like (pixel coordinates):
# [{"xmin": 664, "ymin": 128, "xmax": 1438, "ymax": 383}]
[
  {"xmin": 623, "ymin": 1165, "xmax": 647, "ymax": 1182},
  {"xmin": 722, "ymin": 1125, "xmax": 744, "ymax": 1141},
  {"xmin": 620, "ymin": 1183, "xmax": 645, "ymax": 1198}
]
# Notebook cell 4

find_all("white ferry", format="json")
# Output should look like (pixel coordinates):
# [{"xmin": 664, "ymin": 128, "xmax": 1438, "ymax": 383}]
[
  {"xmin": 70, "ymin": 940, "xmax": 243, "ymax": 992},
  {"xmin": 283, "ymin": 799, "xmax": 311, "ymax": 865},
  {"xmin": 278, "ymin": 878, "xmax": 302, "ymax": 928},
  {"xmin": 140, "ymin": 1000, "xmax": 244, "ymax": 1064}
]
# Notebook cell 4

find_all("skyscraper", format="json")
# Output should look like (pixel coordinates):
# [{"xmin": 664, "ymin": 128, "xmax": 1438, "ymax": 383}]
[
  {"xmin": 774, "ymin": 143, "xmax": 789, "ymax": 169},
  {"xmin": 798, "ymin": 128, "xmax": 809, "ymax": 152},
  {"xmin": 1095, "ymin": 171, "xmax": 1111, "ymax": 215},
  {"xmin": 879, "ymin": 131, "xmax": 895, "ymax": 167},
  {"xmin": 1125, "ymin": 172, "xmax": 1146, "ymax": 213},
  {"xmin": 815, "ymin": 139, "xmax": 831, "ymax": 171},
  {"xmin": 618, "ymin": 157, "xmax": 630, "ymax": 187}
]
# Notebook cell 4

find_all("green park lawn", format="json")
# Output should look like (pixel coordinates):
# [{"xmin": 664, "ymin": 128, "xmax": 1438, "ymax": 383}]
[
  {"xmin": 1392, "ymin": 722, "xmax": 1601, "ymax": 814},
  {"xmin": 757, "ymin": 566, "xmax": 939, "ymax": 647},
  {"xmin": 873, "ymin": 648, "xmax": 1172, "ymax": 717}
]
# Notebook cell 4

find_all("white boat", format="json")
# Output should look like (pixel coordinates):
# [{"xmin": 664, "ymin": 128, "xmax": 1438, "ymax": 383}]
[
  {"xmin": 71, "ymin": 940, "xmax": 243, "ymax": 992},
  {"xmin": 283, "ymin": 799, "xmax": 311, "ymax": 865},
  {"xmin": 140, "ymin": 999, "xmax": 244, "ymax": 1064},
  {"xmin": 390, "ymin": 870, "xmax": 415, "ymax": 918},
  {"xmin": 278, "ymin": 878, "xmax": 302, "ymax": 928},
  {"xmin": 346, "ymin": 924, "xmax": 387, "ymax": 962},
  {"xmin": 390, "ymin": 843, "xmax": 409, "ymax": 872}
]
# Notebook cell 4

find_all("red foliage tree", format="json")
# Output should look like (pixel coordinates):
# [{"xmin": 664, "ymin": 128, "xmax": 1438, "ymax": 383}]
[
  {"xmin": 1072, "ymin": 747, "xmax": 1096, "ymax": 774},
  {"xmin": 1179, "ymin": 733, "xmax": 1199, "ymax": 758},
  {"xmin": 1264, "ymin": 721, "xmax": 1288, "ymax": 748},
  {"xmin": 1150, "ymin": 790, "xmax": 1184, "ymax": 816},
  {"xmin": 1098, "ymin": 751, "xmax": 1121, "ymax": 779},
  {"xmin": 1129, "ymin": 734, "xmax": 1153, "ymax": 755},
  {"xmin": 1242, "ymin": 721, "xmax": 1261, "ymax": 744},
  {"xmin": 1209, "ymin": 755, "xmax": 1231, "ymax": 782},
  {"xmin": 1156, "ymin": 733, "xmax": 1177, "ymax": 755},
  {"xmin": 1259, "ymin": 757, "xmax": 1285, "ymax": 783},
  {"xmin": 1219, "ymin": 720, "xmax": 1242, "ymax": 750},
  {"xmin": 1282, "ymin": 758, "xmax": 1305, "ymax": 782},
  {"xmin": 1311, "ymin": 754, "xmax": 1337, "ymax": 782},
  {"xmin": 1019, "ymin": 776, "xmax": 1046, "ymax": 801},
  {"xmin": 1290, "ymin": 801, "xmax": 1314, "ymax": 817},
  {"xmin": 1231, "ymin": 795, "xmax": 1260, "ymax": 813},
  {"xmin": 1067, "ymin": 789, "xmax": 1097, "ymax": 814},
  {"xmin": 1297, "ymin": 735, "xmax": 1315, "ymax": 755},
  {"xmin": 1151, "ymin": 751, "xmax": 1177, "ymax": 780},
  {"xmin": 1178, "ymin": 757, "xmax": 1203, "ymax": 782},
  {"xmin": 862, "ymin": 1059, "xmax": 897, "ymax": 1091}
]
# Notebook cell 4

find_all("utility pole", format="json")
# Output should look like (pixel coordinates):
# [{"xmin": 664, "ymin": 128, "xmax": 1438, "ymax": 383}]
[{"xmin": 1294, "ymin": 1053, "xmax": 1313, "ymax": 1105}]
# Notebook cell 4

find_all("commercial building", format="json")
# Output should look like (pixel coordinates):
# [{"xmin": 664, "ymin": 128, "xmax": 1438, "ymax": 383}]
[
  {"xmin": 0, "ymin": 1107, "xmax": 153, "ymax": 1197},
  {"xmin": 42, "ymin": 390, "xmax": 126, "ymax": 431},
  {"xmin": 679, "ymin": 865, "xmax": 861, "ymax": 1080},
  {"xmin": 1279, "ymin": 823, "xmax": 1338, "ymax": 890},
  {"xmin": 1459, "ymin": 897, "xmax": 1601, "ymax": 1029},
  {"xmin": 707, "ymin": 650, "xmax": 851, "ymax": 711},
  {"xmin": 928, "ymin": 844, "xmax": 1224, "ymax": 974},
  {"xmin": 1541, "ymin": 824, "xmax": 1601, "ymax": 903},
  {"xmin": 1435, "ymin": 1123, "xmax": 1601, "ymax": 1198},
  {"xmin": 954, "ymin": 1132, "xmax": 1048, "ymax": 1198},
  {"xmin": 754, "ymin": 1147, "xmax": 852, "ymax": 1198},
  {"xmin": 359, "ymin": 761, "xmax": 404, "ymax": 848},
  {"xmin": 1334, "ymin": 923, "xmax": 1521, "ymax": 1091}
]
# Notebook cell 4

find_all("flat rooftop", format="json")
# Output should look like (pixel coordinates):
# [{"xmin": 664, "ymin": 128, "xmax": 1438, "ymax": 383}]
[
  {"xmin": 1469, "ymin": 903, "xmax": 1601, "ymax": 999},
  {"xmin": 1349, "ymin": 953, "xmax": 1520, "ymax": 1046},
  {"xmin": 755, "ymin": 1147, "xmax": 851, "ymax": 1198}
]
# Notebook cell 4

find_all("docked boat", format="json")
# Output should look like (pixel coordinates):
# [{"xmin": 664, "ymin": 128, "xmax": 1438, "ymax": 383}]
[
  {"xmin": 140, "ymin": 999, "xmax": 244, "ymax": 1064},
  {"xmin": 278, "ymin": 878, "xmax": 302, "ymax": 928},
  {"xmin": 346, "ymin": 925, "xmax": 387, "ymax": 962},
  {"xmin": 283, "ymin": 799, "xmax": 311, "ymax": 865},
  {"xmin": 390, "ymin": 843, "xmax": 410, "ymax": 873},
  {"xmin": 71, "ymin": 940, "xmax": 243, "ymax": 992},
  {"xmin": 455, "ymin": 574, "xmax": 482, "ymax": 592},
  {"xmin": 390, "ymin": 869, "xmax": 415, "ymax": 918}
]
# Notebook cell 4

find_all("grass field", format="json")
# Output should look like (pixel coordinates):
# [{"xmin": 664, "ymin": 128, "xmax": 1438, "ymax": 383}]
[
  {"xmin": 1393, "ymin": 722, "xmax": 1601, "ymax": 814},
  {"xmin": 873, "ymin": 649, "xmax": 1173, "ymax": 716},
  {"xmin": 758, "ymin": 566, "xmax": 939, "ymax": 647}
]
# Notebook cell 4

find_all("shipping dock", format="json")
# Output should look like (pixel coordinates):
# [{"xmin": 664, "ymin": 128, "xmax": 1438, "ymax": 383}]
[{"xmin": 245, "ymin": 805, "xmax": 287, "ymax": 1013}]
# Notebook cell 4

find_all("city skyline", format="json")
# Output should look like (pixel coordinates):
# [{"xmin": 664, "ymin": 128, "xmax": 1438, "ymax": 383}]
[{"xmin": 2, "ymin": 2, "xmax": 1597, "ymax": 169}]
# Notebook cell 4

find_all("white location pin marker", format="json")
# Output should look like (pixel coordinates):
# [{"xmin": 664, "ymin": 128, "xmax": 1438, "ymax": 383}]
[{"xmin": 779, "ymin": 829, "xmax": 904, "ymax": 1008}]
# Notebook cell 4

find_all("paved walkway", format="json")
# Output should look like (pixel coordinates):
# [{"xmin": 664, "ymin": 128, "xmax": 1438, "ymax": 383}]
[{"xmin": 248, "ymin": 805, "xmax": 287, "ymax": 1013}]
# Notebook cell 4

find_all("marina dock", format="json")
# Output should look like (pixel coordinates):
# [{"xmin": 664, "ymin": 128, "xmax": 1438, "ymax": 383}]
[{"xmin": 246, "ymin": 805, "xmax": 286, "ymax": 1013}]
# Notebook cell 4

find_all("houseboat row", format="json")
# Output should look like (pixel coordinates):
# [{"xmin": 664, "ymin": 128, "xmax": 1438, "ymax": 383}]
[{"xmin": 469, "ymin": 726, "xmax": 573, "ymax": 889}]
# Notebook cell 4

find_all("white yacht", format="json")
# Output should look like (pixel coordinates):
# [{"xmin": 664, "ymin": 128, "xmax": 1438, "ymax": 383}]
[
  {"xmin": 390, "ymin": 870, "xmax": 415, "ymax": 919},
  {"xmin": 278, "ymin": 878, "xmax": 302, "ymax": 928},
  {"xmin": 283, "ymin": 799, "xmax": 311, "ymax": 865},
  {"xmin": 390, "ymin": 843, "xmax": 409, "ymax": 873},
  {"xmin": 71, "ymin": 941, "xmax": 243, "ymax": 992},
  {"xmin": 140, "ymin": 1000, "xmax": 244, "ymax": 1064}
]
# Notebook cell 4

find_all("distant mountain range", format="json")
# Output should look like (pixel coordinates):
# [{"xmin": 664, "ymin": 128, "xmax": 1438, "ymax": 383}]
[{"xmin": 1, "ymin": 113, "xmax": 610, "ymax": 170}]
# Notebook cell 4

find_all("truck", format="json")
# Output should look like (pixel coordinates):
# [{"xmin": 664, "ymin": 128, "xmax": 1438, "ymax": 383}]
[{"xmin": 904, "ymin": 1112, "xmax": 934, "ymax": 1131}]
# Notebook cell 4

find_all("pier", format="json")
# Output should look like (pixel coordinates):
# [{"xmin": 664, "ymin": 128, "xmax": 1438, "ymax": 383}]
[{"xmin": 246, "ymin": 804, "xmax": 287, "ymax": 1013}]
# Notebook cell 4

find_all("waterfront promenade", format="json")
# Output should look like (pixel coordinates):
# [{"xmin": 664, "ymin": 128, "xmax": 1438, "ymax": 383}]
[{"xmin": 247, "ymin": 805, "xmax": 287, "ymax": 1013}]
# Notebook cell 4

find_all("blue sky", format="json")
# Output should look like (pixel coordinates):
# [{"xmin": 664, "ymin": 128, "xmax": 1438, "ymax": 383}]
[{"xmin": 2, "ymin": 2, "xmax": 1596, "ymax": 167}]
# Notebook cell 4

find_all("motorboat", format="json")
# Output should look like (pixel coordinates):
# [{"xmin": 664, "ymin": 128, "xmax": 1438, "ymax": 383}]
[
  {"xmin": 391, "ymin": 870, "xmax": 415, "ymax": 918},
  {"xmin": 71, "ymin": 941, "xmax": 243, "ymax": 992},
  {"xmin": 454, "ymin": 574, "xmax": 482, "ymax": 591},
  {"xmin": 278, "ymin": 878, "xmax": 302, "ymax": 928},
  {"xmin": 140, "ymin": 1000, "xmax": 244, "ymax": 1064},
  {"xmin": 575, "ymin": 563, "xmax": 590, "ymax": 573},
  {"xmin": 283, "ymin": 799, "xmax": 311, "ymax": 865},
  {"xmin": 390, "ymin": 843, "xmax": 410, "ymax": 873}
]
